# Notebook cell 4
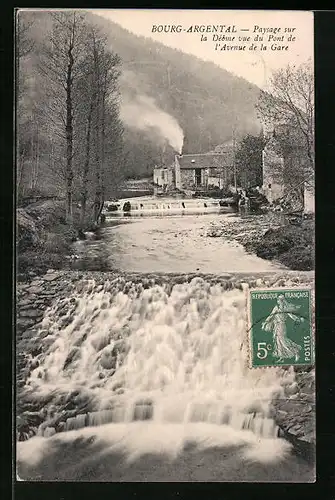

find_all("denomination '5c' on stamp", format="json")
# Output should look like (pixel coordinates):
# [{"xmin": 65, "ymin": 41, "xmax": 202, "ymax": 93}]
[{"xmin": 247, "ymin": 288, "xmax": 314, "ymax": 368}]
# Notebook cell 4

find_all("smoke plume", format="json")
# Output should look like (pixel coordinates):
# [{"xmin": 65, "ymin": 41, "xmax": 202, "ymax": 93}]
[{"xmin": 120, "ymin": 95, "xmax": 184, "ymax": 154}]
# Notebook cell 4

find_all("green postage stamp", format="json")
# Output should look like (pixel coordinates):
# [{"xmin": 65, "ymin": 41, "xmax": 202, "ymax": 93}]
[{"xmin": 248, "ymin": 288, "xmax": 314, "ymax": 368}]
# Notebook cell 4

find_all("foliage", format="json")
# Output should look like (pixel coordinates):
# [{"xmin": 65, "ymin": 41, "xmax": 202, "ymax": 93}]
[
  {"xmin": 18, "ymin": 10, "xmax": 262, "ymax": 183},
  {"xmin": 249, "ymin": 220, "xmax": 314, "ymax": 271},
  {"xmin": 235, "ymin": 133, "xmax": 266, "ymax": 188},
  {"xmin": 256, "ymin": 61, "xmax": 314, "ymax": 188},
  {"xmin": 17, "ymin": 200, "xmax": 82, "ymax": 275},
  {"xmin": 17, "ymin": 10, "xmax": 124, "ymax": 226},
  {"xmin": 17, "ymin": 209, "xmax": 42, "ymax": 252}
]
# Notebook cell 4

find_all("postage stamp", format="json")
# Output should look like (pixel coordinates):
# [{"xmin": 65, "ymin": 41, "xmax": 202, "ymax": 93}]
[{"xmin": 248, "ymin": 288, "xmax": 314, "ymax": 368}]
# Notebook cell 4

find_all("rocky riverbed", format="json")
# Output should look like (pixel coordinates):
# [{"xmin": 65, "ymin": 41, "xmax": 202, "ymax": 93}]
[
  {"xmin": 16, "ymin": 269, "xmax": 315, "ymax": 462},
  {"xmin": 207, "ymin": 213, "xmax": 314, "ymax": 271}
]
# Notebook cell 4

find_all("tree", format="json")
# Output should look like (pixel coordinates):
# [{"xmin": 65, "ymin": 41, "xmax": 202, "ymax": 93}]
[
  {"xmin": 90, "ymin": 33, "xmax": 123, "ymax": 223},
  {"xmin": 16, "ymin": 13, "xmax": 35, "ymax": 197},
  {"xmin": 256, "ymin": 60, "xmax": 314, "ymax": 180},
  {"xmin": 16, "ymin": 13, "xmax": 35, "ymax": 99},
  {"xmin": 39, "ymin": 11, "xmax": 87, "ymax": 223},
  {"xmin": 74, "ymin": 26, "xmax": 123, "ymax": 226},
  {"xmin": 235, "ymin": 133, "xmax": 265, "ymax": 188}
]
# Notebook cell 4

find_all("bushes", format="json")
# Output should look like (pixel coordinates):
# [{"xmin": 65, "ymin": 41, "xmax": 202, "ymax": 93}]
[
  {"xmin": 253, "ymin": 227, "xmax": 297, "ymax": 259},
  {"xmin": 25, "ymin": 200, "xmax": 67, "ymax": 227},
  {"xmin": 251, "ymin": 221, "xmax": 314, "ymax": 271},
  {"xmin": 17, "ymin": 200, "xmax": 83, "ymax": 276},
  {"xmin": 43, "ymin": 232, "xmax": 71, "ymax": 254},
  {"xmin": 17, "ymin": 209, "xmax": 42, "ymax": 253},
  {"xmin": 279, "ymin": 245, "xmax": 314, "ymax": 271},
  {"xmin": 18, "ymin": 251, "xmax": 63, "ymax": 274}
]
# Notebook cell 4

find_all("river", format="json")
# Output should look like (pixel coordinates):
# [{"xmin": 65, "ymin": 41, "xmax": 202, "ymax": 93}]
[
  {"xmin": 72, "ymin": 211, "xmax": 283, "ymax": 274},
  {"xmin": 16, "ymin": 202, "xmax": 314, "ymax": 482}
]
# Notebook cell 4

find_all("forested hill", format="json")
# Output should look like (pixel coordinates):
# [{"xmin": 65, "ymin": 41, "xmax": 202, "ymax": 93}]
[
  {"xmin": 87, "ymin": 13, "xmax": 262, "ymax": 173},
  {"xmin": 22, "ymin": 11, "xmax": 262, "ymax": 179}
]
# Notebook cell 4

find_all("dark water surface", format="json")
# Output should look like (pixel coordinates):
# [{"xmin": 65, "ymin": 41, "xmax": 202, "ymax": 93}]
[{"xmin": 18, "ymin": 435, "xmax": 314, "ymax": 482}]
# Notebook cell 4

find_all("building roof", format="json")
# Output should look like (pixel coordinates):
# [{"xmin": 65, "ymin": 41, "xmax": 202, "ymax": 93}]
[{"xmin": 176, "ymin": 153, "xmax": 233, "ymax": 169}]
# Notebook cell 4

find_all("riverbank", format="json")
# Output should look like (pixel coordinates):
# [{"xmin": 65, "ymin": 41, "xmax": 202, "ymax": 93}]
[
  {"xmin": 17, "ymin": 200, "xmax": 95, "ymax": 277},
  {"xmin": 207, "ymin": 213, "xmax": 314, "ymax": 271},
  {"xmin": 16, "ymin": 270, "xmax": 315, "ymax": 464}
]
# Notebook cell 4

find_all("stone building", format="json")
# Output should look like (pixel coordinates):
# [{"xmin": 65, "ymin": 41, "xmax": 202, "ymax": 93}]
[
  {"xmin": 261, "ymin": 135, "xmax": 285, "ymax": 204},
  {"xmin": 174, "ymin": 152, "xmax": 234, "ymax": 191},
  {"xmin": 261, "ymin": 126, "xmax": 314, "ymax": 212},
  {"xmin": 153, "ymin": 166, "xmax": 175, "ymax": 191}
]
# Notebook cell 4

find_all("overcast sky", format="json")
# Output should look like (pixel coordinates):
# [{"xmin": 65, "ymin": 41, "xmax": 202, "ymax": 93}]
[{"xmin": 92, "ymin": 9, "xmax": 313, "ymax": 89}]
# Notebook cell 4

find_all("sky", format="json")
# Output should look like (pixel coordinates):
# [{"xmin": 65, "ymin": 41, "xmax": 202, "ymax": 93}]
[{"xmin": 92, "ymin": 9, "xmax": 313, "ymax": 89}]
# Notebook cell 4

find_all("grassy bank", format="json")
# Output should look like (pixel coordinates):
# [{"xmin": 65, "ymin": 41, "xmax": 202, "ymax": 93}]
[
  {"xmin": 17, "ymin": 200, "xmax": 82, "ymax": 277},
  {"xmin": 246, "ymin": 219, "xmax": 314, "ymax": 271},
  {"xmin": 208, "ymin": 214, "xmax": 314, "ymax": 271}
]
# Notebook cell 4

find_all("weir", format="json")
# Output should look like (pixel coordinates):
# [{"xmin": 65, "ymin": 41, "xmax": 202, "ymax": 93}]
[
  {"xmin": 18, "ymin": 274, "xmax": 306, "ymax": 451},
  {"xmin": 104, "ymin": 197, "xmax": 235, "ymax": 217}
]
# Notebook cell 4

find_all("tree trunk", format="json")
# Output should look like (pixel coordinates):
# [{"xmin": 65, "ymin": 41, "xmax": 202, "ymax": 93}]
[
  {"xmin": 92, "ymin": 38, "xmax": 102, "ymax": 225},
  {"xmin": 17, "ymin": 142, "xmax": 27, "ymax": 197},
  {"xmin": 93, "ymin": 117, "xmax": 102, "ymax": 224},
  {"xmin": 32, "ymin": 128, "xmax": 39, "ymax": 190},
  {"xmin": 98, "ymin": 80, "xmax": 107, "ymax": 221},
  {"xmin": 65, "ymin": 42, "xmax": 74, "ymax": 224},
  {"xmin": 29, "ymin": 121, "xmax": 34, "ymax": 190},
  {"xmin": 80, "ymin": 97, "xmax": 94, "ymax": 227}
]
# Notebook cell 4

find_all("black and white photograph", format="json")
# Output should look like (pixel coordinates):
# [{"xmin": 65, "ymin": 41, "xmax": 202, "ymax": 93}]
[{"xmin": 16, "ymin": 9, "xmax": 315, "ymax": 482}]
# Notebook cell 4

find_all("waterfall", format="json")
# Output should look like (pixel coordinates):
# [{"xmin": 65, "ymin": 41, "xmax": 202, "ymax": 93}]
[
  {"xmin": 105, "ymin": 197, "xmax": 234, "ymax": 217},
  {"xmin": 18, "ymin": 275, "xmax": 299, "ymax": 467}
]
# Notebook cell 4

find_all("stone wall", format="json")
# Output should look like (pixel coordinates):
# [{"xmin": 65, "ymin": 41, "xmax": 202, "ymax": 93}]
[
  {"xmin": 180, "ymin": 169, "xmax": 195, "ymax": 190},
  {"xmin": 153, "ymin": 167, "xmax": 174, "ymax": 188},
  {"xmin": 271, "ymin": 368, "xmax": 315, "ymax": 460}
]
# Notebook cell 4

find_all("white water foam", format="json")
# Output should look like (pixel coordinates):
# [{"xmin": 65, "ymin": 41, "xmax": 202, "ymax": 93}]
[
  {"xmin": 17, "ymin": 421, "xmax": 292, "ymax": 467},
  {"xmin": 19, "ymin": 277, "xmax": 296, "ymax": 466}
]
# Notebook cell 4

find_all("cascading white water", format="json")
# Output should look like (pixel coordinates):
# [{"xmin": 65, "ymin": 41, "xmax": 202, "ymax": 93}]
[
  {"xmin": 104, "ymin": 197, "xmax": 234, "ymax": 217},
  {"xmin": 21, "ymin": 276, "xmax": 296, "ymax": 454}
]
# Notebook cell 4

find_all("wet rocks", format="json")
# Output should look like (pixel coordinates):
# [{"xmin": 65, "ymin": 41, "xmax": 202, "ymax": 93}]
[
  {"xmin": 43, "ymin": 272, "xmax": 61, "ymax": 282},
  {"xmin": 17, "ymin": 318, "xmax": 36, "ymax": 331},
  {"xmin": 91, "ymin": 333, "xmax": 111, "ymax": 352},
  {"xmin": 43, "ymin": 427, "xmax": 56, "ymax": 438},
  {"xmin": 272, "ymin": 367, "xmax": 315, "ymax": 461},
  {"xmin": 20, "ymin": 309, "xmax": 43, "ymax": 319},
  {"xmin": 63, "ymin": 347, "xmax": 81, "ymax": 369},
  {"xmin": 60, "ymin": 315, "xmax": 75, "ymax": 328},
  {"xmin": 16, "ymin": 268, "xmax": 315, "ymax": 448},
  {"xmin": 100, "ymin": 350, "xmax": 117, "ymax": 370},
  {"xmin": 26, "ymin": 286, "xmax": 44, "ymax": 294}
]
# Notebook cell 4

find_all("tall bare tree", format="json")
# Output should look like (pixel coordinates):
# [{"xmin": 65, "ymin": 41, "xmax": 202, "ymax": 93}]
[
  {"xmin": 257, "ymin": 60, "xmax": 314, "ymax": 181},
  {"xmin": 39, "ymin": 11, "xmax": 87, "ymax": 223},
  {"xmin": 84, "ymin": 28, "xmax": 122, "ymax": 224},
  {"xmin": 16, "ymin": 13, "xmax": 35, "ymax": 99},
  {"xmin": 16, "ymin": 12, "xmax": 35, "ymax": 197},
  {"xmin": 73, "ymin": 25, "xmax": 123, "ymax": 226}
]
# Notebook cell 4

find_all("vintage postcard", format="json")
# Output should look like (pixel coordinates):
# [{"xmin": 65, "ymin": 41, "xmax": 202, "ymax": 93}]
[{"xmin": 16, "ymin": 9, "xmax": 315, "ymax": 482}]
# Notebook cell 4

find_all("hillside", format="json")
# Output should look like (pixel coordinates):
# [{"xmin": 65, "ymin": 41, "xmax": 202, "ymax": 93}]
[{"xmin": 19, "ymin": 10, "xmax": 262, "ymax": 180}]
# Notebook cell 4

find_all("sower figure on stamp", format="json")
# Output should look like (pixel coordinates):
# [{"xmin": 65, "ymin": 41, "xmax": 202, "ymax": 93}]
[{"xmin": 261, "ymin": 294, "xmax": 304, "ymax": 363}]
